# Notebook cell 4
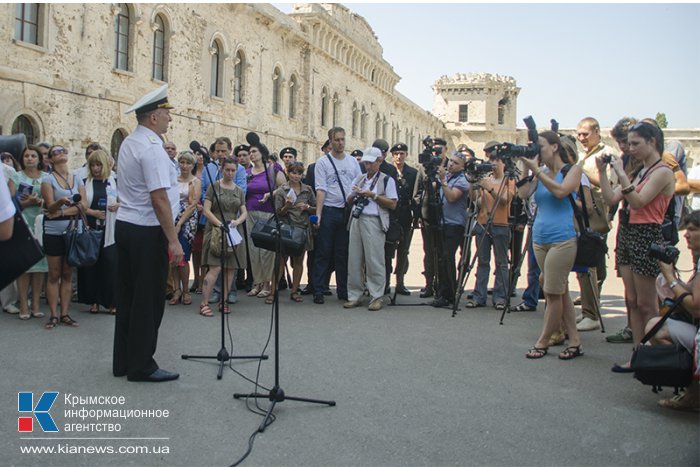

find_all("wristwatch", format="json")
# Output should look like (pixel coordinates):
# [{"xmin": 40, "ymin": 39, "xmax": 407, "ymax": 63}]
[{"xmin": 372, "ymin": 192, "xmax": 378, "ymax": 200}]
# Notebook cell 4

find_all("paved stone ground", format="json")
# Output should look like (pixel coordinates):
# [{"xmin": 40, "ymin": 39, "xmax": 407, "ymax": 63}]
[{"xmin": 2, "ymin": 226, "xmax": 698, "ymax": 466}]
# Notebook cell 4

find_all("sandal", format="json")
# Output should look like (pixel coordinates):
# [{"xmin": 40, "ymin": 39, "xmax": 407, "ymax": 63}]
[
  {"xmin": 109, "ymin": 308, "xmax": 116, "ymax": 315},
  {"xmin": 182, "ymin": 293, "xmax": 192, "ymax": 306},
  {"xmin": 290, "ymin": 291, "xmax": 303, "ymax": 303},
  {"xmin": 169, "ymin": 290, "xmax": 182, "ymax": 305},
  {"xmin": 558, "ymin": 345, "xmax": 584, "ymax": 360},
  {"xmin": 199, "ymin": 304, "xmax": 213, "ymax": 317},
  {"xmin": 45, "ymin": 316, "xmax": 59, "ymax": 329},
  {"xmin": 19, "ymin": 311, "xmax": 31, "ymax": 320},
  {"xmin": 657, "ymin": 393, "xmax": 700, "ymax": 412},
  {"xmin": 31, "ymin": 310, "xmax": 44, "ymax": 318},
  {"xmin": 464, "ymin": 300, "xmax": 484, "ymax": 308},
  {"xmin": 265, "ymin": 296, "xmax": 274, "ymax": 305},
  {"xmin": 60, "ymin": 315, "xmax": 79, "ymax": 327},
  {"xmin": 89, "ymin": 305, "xmax": 99, "ymax": 314},
  {"xmin": 257, "ymin": 289, "xmax": 271, "ymax": 298},
  {"xmin": 220, "ymin": 304, "xmax": 230, "ymax": 314},
  {"xmin": 513, "ymin": 302, "xmax": 537, "ymax": 312},
  {"xmin": 526, "ymin": 347, "xmax": 548, "ymax": 359},
  {"xmin": 247, "ymin": 284, "xmax": 262, "ymax": 297},
  {"xmin": 494, "ymin": 303, "xmax": 506, "ymax": 311}
]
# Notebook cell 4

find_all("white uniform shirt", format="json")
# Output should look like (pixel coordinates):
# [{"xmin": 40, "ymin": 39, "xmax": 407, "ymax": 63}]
[
  {"xmin": 0, "ymin": 169, "xmax": 15, "ymax": 223},
  {"xmin": 116, "ymin": 125, "xmax": 178, "ymax": 226}
]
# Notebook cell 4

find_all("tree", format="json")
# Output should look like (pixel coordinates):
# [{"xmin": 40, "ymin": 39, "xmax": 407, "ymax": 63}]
[{"xmin": 655, "ymin": 112, "xmax": 668, "ymax": 129}]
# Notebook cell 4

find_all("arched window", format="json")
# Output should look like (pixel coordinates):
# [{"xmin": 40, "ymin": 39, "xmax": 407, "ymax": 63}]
[
  {"xmin": 320, "ymin": 87, "xmax": 329, "ymax": 127},
  {"xmin": 272, "ymin": 67, "xmax": 281, "ymax": 115},
  {"xmin": 152, "ymin": 14, "xmax": 168, "ymax": 81},
  {"xmin": 234, "ymin": 50, "xmax": 245, "ymax": 104},
  {"xmin": 360, "ymin": 106, "xmax": 367, "ymax": 139},
  {"xmin": 498, "ymin": 97, "xmax": 508, "ymax": 125},
  {"xmin": 351, "ymin": 101, "xmax": 359, "ymax": 137},
  {"xmin": 288, "ymin": 74, "xmax": 297, "ymax": 119},
  {"xmin": 114, "ymin": 4, "xmax": 130, "ymax": 70},
  {"xmin": 110, "ymin": 128, "xmax": 128, "ymax": 162},
  {"xmin": 332, "ymin": 92, "xmax": 340, "ymax": 127},
  {"xmin": 11, "ymin": 115, "xmax": 38, "ymax": 144},
  {"xmin": 210, "ymin": 40, "xmax": 223, "ymax": 98},
  {"xmin": 14, "ymin": 3, "xmax": 40, "ymax": 45}
]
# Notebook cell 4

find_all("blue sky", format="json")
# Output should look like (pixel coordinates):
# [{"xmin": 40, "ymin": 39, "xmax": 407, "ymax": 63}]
[{"xmin": 275, "ymin": 3, "xmax": 700, "ymax": 129}]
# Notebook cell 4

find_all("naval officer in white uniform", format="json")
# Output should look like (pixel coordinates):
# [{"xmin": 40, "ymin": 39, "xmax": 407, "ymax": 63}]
[{"xmin": 113, "ymin": 84, "xmax": 183, "ymax": 382}]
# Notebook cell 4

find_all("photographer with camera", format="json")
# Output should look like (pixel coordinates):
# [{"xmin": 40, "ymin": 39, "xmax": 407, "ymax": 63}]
[
  {"xmin": 418, "ymin": 137, "xmax": 449, "ymax": 298},
  {"xmin": 519, "ymin": 132, "xmax": 583, "ymax": 360},
  {"xmin": 344, "ymin": 148, "xmax": 398, "ymax": 311},
  {"xmin": 465, "ymin": 149, "xmax": 515, "ymax": 309},
  {"xmin": 645, "ymin": 210, "xmax": 700, "ymax": 412},
  {"xmin": 430, "ymin": 152, "xmax": 470, "ymax": 308},
  {"xmin": 596, "ymin": 122, "xmax": 676, "ymax": 371}
]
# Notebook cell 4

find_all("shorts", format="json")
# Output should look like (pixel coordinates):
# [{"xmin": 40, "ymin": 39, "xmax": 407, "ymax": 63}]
[
  {"xmin": 534, "ymin": 237, "xmax": 577, "ymax": 295},
  {"xmin": 191, "ymin": 228, "xmax": 204, "ymax": 254},
  {"xmin": 43, "ymin": 233, "xmax": 66, "ymax": 257},
  {"xmin": 666, "ymin": 319, "xmax": 698, "ymax": 354},
  {"xmin": 615, "ymin": 223, "xmax": 664, "ymax": 277}
]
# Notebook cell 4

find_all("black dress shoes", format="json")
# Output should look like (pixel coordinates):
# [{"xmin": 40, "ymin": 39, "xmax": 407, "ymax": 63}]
[
  {"xmin": 430, "ymin": 296, "xmax": 453, "ymax": 308},
  {"xmin": 127, "ymin": 369, "xmax": 180, "ymax": 382},
  {"xmin": 396, "ymin": 284, "xmax": 411, "ymax": 296},
  {"xmin": 419, "ymin": 288, "xmax": 434, "ymax": 298},
  {"xmin": 313, "ymin": 295, "xmax": 325, "ymax": 304},
  {"xmin": 299, "ymin": 286, "xmax": 313, "ymax": 296}
]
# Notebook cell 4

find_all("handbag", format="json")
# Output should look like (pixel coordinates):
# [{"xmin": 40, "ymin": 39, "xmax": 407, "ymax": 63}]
[
  {"xmin": 251, "ymin": 217, "xmax": 307, "ymax": 257},
  {"xmin": 567, "ymin": 185, "xmax": 608, "ymax": 268},
  {"xmin": 0, "ymin": 199, "xmax": 44, "ymax": 290},
  {"xmin": 631, "ymin": 293, "xmax": 693, "ymax": 393},
  {"xmin": 63, "ymin": 205, "xmax": 103, "ymax": 268},
  {"xmin": 587, "ymin": 190, "xmax": 611, "ymax": 234},
  {"xmin": 209, "ymin": 223, "xmax": 234, "ymax": 257}
]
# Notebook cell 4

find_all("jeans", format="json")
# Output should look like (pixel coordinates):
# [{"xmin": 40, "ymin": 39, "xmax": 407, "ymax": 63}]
[
  {"xmin": 312, "ymin": 206, "xmax": 349, "ymax": 298},
  {"xmin": 521, "ymin": 229, "xmax": 541, "ymax": 308},
  {"xmin": 436, "ymin": 224, "xmax": 465, "ymax": 301},
  {"xmin": 472, "ymin": 224, "xmax": 510, "ymax": 305}
]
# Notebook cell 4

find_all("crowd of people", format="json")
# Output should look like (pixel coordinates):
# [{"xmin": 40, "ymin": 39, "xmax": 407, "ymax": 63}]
[{"xmin": 1, "ymin": 90, "xmax": 698, "ymax": 408}]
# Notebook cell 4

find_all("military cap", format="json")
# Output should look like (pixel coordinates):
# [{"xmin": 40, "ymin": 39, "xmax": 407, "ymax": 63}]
[
  {"xmin": 126, "ymin": 84, "xmax": 174, "ymax": 116},
  {"xmin": 390, "ymin": 143, "xmax": 408, "ymax": 153},
  {"xmin": 350, "ymin": 149, "xmax": 364, "ymax": 158},
  {"xmin": 280, "ymin": 147, "xmax": 298, "ymax": 157},
  {"xmin": 372, "ymin": 139, "xmax": 390, "ymax": 153}
]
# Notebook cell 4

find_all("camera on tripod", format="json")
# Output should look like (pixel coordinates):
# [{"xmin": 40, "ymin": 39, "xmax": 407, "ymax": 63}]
[
  {"xmin": 351, "ymin": 196, "xmax": 370, "ymax": 219},
  {"xmin": 418, "ymin": 136, "xmax": 444, "ymax": 177},
  {"xmin": 648, "ymin": 243, "xmax": 680, "ymax": 264},
  {"xmin": 464, "ymin": 158, "xmax": 493, "ymax": 182},
  {"xmin": 492, "ymin": 116, "xmax": 540, "ymax": 162}
]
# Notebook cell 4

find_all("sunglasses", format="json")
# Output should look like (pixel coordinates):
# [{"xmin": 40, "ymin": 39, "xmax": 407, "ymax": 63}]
[{"xmin": 51, "ymin": 147, "xmax": 67, "ymax": 156}]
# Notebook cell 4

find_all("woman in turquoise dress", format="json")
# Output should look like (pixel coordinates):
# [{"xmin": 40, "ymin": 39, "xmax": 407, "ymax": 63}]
[{"xmin": 12, "ymin": 145, "xmax": 48, "ymax": 320}]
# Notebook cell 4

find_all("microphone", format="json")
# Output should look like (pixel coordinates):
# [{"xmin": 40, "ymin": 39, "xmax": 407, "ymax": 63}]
[
  {"xmin": 190, "ymin": 140, "xmax": 211, "ymax": 165},
  {"xmin": 71, "ymin": 193, "xmax": 82, "ymax": 204}
]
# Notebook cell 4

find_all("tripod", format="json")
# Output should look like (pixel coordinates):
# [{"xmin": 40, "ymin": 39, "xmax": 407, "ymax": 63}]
[
  {"xmin": 181, "ymin": 159, "xmax": 267, "ymax": 380},
  {"xmin": 499, "ymin": 203, "xmax": 535, "ymax": 324},
  {"xmin": 233, "ymin": 146, "xmax": 335, "ymax": 432}
]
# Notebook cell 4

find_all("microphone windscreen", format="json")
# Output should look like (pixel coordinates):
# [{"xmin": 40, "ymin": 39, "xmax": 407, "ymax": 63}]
[
  {"xmin": 245, "ymin": 132, "xmax": 260, "ymax": 147},
  {"xmin": 189, "ymin": 140, "xmax": 202, "ymax": 153}
]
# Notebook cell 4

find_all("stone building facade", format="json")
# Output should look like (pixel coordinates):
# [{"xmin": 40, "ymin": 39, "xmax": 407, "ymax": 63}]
[
  {"xmin": 0, "ymin": 3, "xmax": 445, "ymax": 167},
  {"xmin": 1, "ymin": 3, "xmax": 698, "ymax": 168}
]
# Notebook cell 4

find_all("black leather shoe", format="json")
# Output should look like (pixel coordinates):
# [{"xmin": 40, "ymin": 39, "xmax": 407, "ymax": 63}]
[
  {"xmin": 313, "ymin": 295, "xmax": 324, "ymax": 304},
  {"xmin": 419, "ymin": 288, "xmax": 434, "ymax": 299},
  {"xmin": 323, "ymin": 289, "xmax": 332, "ymax": 296},
  {"xmin": 299, "ymin": 286, "xmax": 313, "ymax": 296},
  {"xmin": 128, "ymin": 369, "xmax": 180, "ymax": 382},
  {"xmin": 396, "ymin": 284, "xmax": 411, "ymax": 296},
  {"xmin": 430, "ymin": 296, "xmax": 452, "ymax": 308}
]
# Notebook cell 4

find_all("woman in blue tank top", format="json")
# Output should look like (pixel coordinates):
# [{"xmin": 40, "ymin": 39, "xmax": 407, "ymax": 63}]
[{"xmin": 518, "ymin": 131, "xmax": 583, "ymax": 360}]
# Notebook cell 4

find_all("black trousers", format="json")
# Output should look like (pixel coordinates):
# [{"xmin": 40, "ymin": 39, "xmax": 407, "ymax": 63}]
[
  {"xmin": 436, "ymin": 224, "xmax": 465, "ymax": 301},
  {"xmin": 421, "ymin": 221, "xmax": 436, "ymax": 289},
  {"xmin": 393, "ymin": 213, "xmax": 413, "ymax": 280},
  {"xmin": 113, "ymin": 221, "xmax": 168, "ymax": 378}
]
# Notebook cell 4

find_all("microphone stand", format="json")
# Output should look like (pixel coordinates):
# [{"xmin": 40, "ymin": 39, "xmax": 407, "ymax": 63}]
[
  {"xmin": 233, "ymin": 150, "xmax": 335, "ymax": 433},
  {"xmin": 181, "ymin": 154, "xmax": 267, "ymax": 380}
]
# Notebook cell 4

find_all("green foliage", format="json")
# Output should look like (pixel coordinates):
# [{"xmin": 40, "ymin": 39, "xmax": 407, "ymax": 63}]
[{"xmin": 655, "ymin": 112, "xmax": 668, "ymax": 129}]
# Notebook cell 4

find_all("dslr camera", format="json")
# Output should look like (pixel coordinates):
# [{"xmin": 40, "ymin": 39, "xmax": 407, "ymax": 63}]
[
  {"xmin": 648, "ymin": 243, "xmax": 680, "ymax": 264},
  {"xmin": 351, "ymin": 195, "xmax": 370, "ymax": 219}
]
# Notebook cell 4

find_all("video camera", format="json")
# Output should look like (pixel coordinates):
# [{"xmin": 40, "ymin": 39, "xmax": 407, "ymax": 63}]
[
  {"xmin": 492, "ymin": 116, "xmax": 540, "ymax": 161},
  {"xmin": 464, "ymin": 158, "xmax": 493, "ymax": 182},
  {"xmin": 418, "ymin": 136, "xmax": 445, "ymax": 177}
]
